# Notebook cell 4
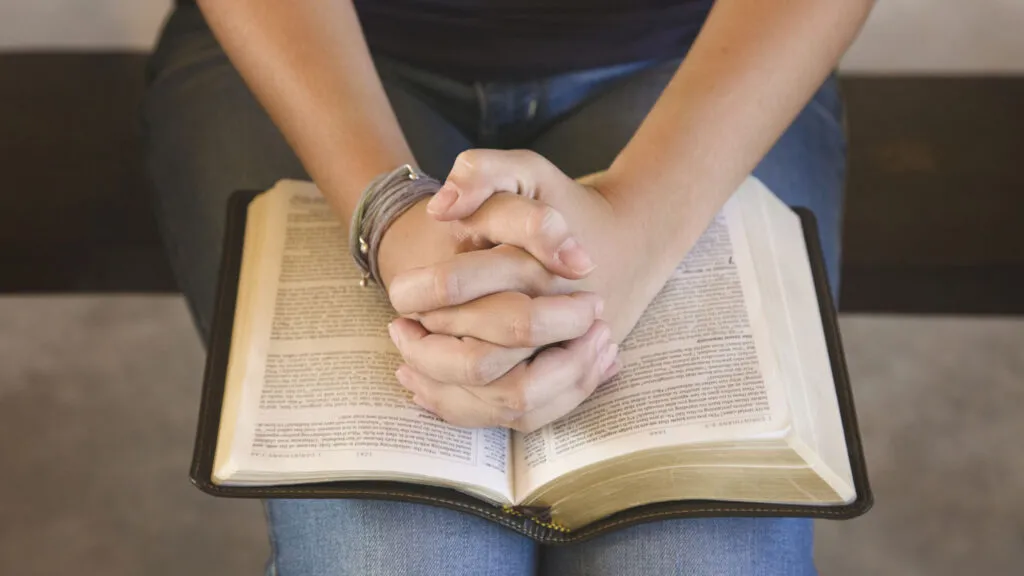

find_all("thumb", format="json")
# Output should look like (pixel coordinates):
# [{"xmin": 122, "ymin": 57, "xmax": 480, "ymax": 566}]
[
  {"xmin": 457, "ymin": 193, "xmax": 596, "ymax": 279},
  {"xmin": 426, "ymin": 149, "xmax": 595, "ymax": 279}
]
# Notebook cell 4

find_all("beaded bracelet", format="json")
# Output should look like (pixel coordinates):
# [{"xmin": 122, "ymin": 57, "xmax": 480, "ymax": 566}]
[{"xmin": 348, "ymin": 164, "xmax": 441, "ymax": 287}]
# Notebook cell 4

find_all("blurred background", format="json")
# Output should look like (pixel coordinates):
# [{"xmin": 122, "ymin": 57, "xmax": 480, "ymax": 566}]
[{"xmin": 1, "ymin": 1, "xmax": 1022, "ymax": 574}]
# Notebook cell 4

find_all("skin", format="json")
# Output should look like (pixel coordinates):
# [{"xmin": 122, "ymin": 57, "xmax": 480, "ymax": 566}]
[{"xmin": 198, "ymin": 0, "xmax": 875, "ymax": 432}]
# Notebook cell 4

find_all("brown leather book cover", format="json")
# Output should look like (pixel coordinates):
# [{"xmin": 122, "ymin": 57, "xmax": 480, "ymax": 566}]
[{"xmin": 189, "ymin": 190, "xmax": 873, "ymax": 544}]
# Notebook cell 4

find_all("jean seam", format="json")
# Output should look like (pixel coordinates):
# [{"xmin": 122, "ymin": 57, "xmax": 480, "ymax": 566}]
[
  {"xmin": 263, "ymin": 501, "xmax": 280, "ymax": 576},
  {"xmin": 474, "ymin": 81, "xmax": 490, "ymax": 143},
  {"xmin": 376, "ymin": 58, "xmax": 478, "ymax": 145},
  {"xmin": 524, "ymin": 57, "xmax": 680, "ymax": 152},
  {"xmin": 805, "ymin": 76, "xmax": 845, "ymax": 130}
]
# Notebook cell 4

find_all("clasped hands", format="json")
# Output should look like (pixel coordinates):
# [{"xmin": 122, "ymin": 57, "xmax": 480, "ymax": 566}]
[{"xmin": 377, "ymin": 150, "xmax": 659, "ymax": 433}]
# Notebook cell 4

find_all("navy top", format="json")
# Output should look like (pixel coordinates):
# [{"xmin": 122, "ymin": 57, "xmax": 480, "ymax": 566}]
[{"xmin": 352, "ymin": 0, "xmax": 714, "ymax": 80}]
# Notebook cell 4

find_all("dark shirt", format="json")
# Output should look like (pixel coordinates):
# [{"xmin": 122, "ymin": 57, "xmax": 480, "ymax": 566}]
[{"xmin": 352, "ymin": 0, "xmax": 714, "ymax": 80}]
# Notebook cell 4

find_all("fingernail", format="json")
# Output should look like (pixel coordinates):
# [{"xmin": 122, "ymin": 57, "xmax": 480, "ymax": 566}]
[
  {"xmin": 605, "ymin": 359, "xmax": 622, "ymax": 379},
  {"xmin": 594, "ymin": 297, "xmax": 604, "ymax": 317},
  {"xmin": 412, "ymin": 395, "xmax": 433, "ymax": 412},
  {"xmin": 395, "ymin": 366, "xmax": 414, "ymax": 390},
  {"xmin": 598, "ymin": 342, "xmax": 618, "ymax": 373},
  {"xmin": 387, "ymin": 321, "xmax": 400, "ymax": 345},
  {"xmin": 596, "ymin": 325, "xmax": 611, "ymax": 350},
  {"xmin": 556, "ymin": 237, "xmax": 595, "ymax": 274},
  {"xmin": 426, "ymin": 183, "xmax": 459, "ymax": 215}
]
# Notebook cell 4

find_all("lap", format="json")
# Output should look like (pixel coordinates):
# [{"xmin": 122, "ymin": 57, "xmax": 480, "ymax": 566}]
[
  {"xmin": 544, "ymin": 517, "xmax": 815, "ymax": 576},
  {"xmin": 265, "ymin": 499, "xmax": 815, "ymax": 576},
  {"xmin": 264, "ymin": 500, "xmax": 535, "ymax": 576}
]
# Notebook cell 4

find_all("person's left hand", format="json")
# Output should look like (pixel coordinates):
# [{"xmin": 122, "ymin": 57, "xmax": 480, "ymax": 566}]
[{"xmin": 387, "ymin": 149, "xmax": 671, "ymax": 431}]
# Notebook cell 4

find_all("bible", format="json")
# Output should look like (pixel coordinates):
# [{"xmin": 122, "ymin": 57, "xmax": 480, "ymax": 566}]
[{"xmin": 191, "ymin": 178, "xmax": 871, "ymax": 543}]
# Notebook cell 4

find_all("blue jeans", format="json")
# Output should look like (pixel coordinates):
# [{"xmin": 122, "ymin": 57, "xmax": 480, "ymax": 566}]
[{"xmin": 144, "ymin": 7, "xmax": 844, "ymax": 575}]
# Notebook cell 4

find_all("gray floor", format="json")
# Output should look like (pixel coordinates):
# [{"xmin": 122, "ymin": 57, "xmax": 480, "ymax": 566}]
[{"xmin": 0, "ymin": 296, "xmax": 1021, "ymax": 575}]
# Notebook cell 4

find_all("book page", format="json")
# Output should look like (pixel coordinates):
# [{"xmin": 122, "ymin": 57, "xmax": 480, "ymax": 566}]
[
  {"xmin": 743, "ymin": 182, "xmax": 855, "ymax": 501},
  {"xmin": 220, "ymin": 181, "xmax": 511, "ymax": 502},
  {"xmin": 513, "ymin": 187, "xmax": 791, "ymax": 499}
]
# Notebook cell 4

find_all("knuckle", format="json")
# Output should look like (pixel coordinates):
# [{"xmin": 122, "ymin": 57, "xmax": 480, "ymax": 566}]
[
  {"xmin": 449, "ymin": 220, "xmax": 481, "ymax": 249},
  {"xmin": 462, "ymin": 347, "xmax": 494, "ymax": 386},
  {"xmin": 517, "ymin": 150, "xmax": 560, "ymax": 185},
  {"xmin": 511, "ymin": 149, "xmax": 545, "ymax": 168},
  {"xmin": 526, "ymin": 204, "xmax": 563, "ymax": 238},
  {"xmin": 430, "ymin": 264, "xmax": 460, "ymax": 306},
  {"xmin": 461, "ymin": 355, "xmax": 484, "ymax": 387},
  {"xmin": 455, "ymin": 149, "xmax": 485, "ymax": 173},
  {"xmin": 498, "ymin": 385, "xmax": 531, "ymax": 414},
  {"xmin": 509, "ymin": 306, "xmax": 535, "ymax": 346},
  {"xmin": 488, "ymin": 403, "xmax": 520, "ymax": 427}
]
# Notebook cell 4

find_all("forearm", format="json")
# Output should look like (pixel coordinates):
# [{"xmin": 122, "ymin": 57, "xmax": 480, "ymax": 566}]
[
  {"xmin": 198, "ymin": 0, "xmax": 412, "ymax": 223},
  {"xmin": 601, "ymin": 0, "xmax": 873, "ymax": 273}
]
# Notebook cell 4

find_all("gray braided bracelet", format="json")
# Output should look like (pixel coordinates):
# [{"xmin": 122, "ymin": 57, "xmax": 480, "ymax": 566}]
[{"xmin": 349, "ymin": 164, "xmax": 441, "ymax": 287}]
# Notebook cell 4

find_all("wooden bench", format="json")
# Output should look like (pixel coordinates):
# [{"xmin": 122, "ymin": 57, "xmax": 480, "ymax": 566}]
[{"xmin": 2, "ymin": 53, "xmax": 1021, "ymax": 314}]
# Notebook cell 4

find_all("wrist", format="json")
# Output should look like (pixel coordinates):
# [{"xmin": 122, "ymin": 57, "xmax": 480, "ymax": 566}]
[
  {"xmin": 588, "ymin": 171, "xmax": 666, "ymax": 262},
  {"xmin": 376, "ymin": 198, "xmax": 429, "ymax": 289},
  {"xmin": 318, "ymin": 159, "xmax": 411, "ymax": 226},
  {"xmin": 591, "ymin": 167, "xmax": 708, "ymax": 275},
  {"xmin": 349, "ymin": 165, "xmax": 442, "ymax": 288},
  {"xmin": 377, "ymin": 199, "xmax": 464, "ymax": 290}
]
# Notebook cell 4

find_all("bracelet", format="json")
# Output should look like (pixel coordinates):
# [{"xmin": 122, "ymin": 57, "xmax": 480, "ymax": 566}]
[{"xmin": 349, "ymin": 164, "xmax": 441, "ymax": 287}]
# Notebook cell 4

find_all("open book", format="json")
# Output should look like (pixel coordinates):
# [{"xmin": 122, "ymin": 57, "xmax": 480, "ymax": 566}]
[{"xmin": 191, "ymin": 178, "xmax": 871, "ymax": 543}]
